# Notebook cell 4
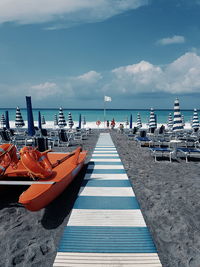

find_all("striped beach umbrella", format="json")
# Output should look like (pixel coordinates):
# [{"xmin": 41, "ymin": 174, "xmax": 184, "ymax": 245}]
[
  {"xmin": 41, "ymin": 115, "xmax": 46, "ymax": 125},
  {"xmin": 192, "ymin": 109, "xmax": 199, "ymax": 131},
  {"xmin": 15, "ymin": 106, "xmax": 25, "ymax": 128},
  {"xmin": 0, "ymin": 114, "xmax": 6, "ymax": 128},
  {"xmin": 136, "ymin": 113, "xmax": 142, "ymax": 128},
  {"xmin": 149, "ymin": 108, "xmax": 157, "ymax": 130},
  {"xmin": 68, "ymin": 112, "xmax": 74, "ymax": 129},
  {"xmin": 78, "ymin": 114, "xmax": 82, "ymax": 129},
  {"xmin": 5, "ymin": 111, "xmax": 10, "ymax": 129},
  {"xmin": 167, "ymin": 113, "xmax": 173, "ymax": 129},
  {"xmin": 172, "ymin": 98, "xmax": 183, "ymax": 132},
  {"xmin": 58, "ymin": 107, "xmax": 67, "ymax": 128},
  {"xmin": 54, "ymin": 114, "xmax": 58, "ymax": 126},
  {"xmin": 125, "ymin": 117, "xmax": 129, "ymax": 127}
]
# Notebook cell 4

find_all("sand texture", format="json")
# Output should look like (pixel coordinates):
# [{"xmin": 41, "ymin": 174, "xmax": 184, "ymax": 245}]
[{"xmin": 1, "ymin": 129, "xmax": 200, "ymax": 266}]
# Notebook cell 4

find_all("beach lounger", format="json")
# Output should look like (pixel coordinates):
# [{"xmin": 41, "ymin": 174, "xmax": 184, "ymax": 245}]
[
  {"xmin": 135, "ymin": 136, "xmax": 151, "ymax": 146},
  {"xmin": 177, "ymin": 147, "xmax": 200, "ymax": 162},
  {"xmin": 150, "ymin": 147, "xmax": 173, "ymax": 162}
]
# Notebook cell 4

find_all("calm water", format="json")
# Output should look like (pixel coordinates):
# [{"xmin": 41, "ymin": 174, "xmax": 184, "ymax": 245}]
[{"xmin": 0, "ymin": 108, "xmax": 196, "ymax": 124}]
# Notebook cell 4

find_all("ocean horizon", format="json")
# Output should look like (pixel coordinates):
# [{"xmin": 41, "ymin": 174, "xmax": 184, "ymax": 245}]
[{"xmin": 0, "ymin": 108, "xmax": 197, "ymax": 125}]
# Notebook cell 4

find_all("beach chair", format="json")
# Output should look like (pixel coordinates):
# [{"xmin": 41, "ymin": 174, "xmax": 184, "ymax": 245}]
[
  {"xmin": 150, "ymin": 147, "xmax": 173, "ymax": 162},
  {"xmin": 58, "ymin": 131, "xmax": 72, "ymax": 147},
  {"xmin": 135, "ymin": 136, "xmax": 151, "ymax": 146},
  {"xmin": 177, "ymin": 147, "xmax": 200, "ymax": 162}
]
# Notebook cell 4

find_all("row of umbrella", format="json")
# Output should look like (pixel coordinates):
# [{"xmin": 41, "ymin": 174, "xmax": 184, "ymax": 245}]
[
  {"xmin": 127, "ymin": 98, "xmax": 200, "ymax": 132},
  {"xmin": 0, "ymin": 107, "xmax": 86, "ymax": 130}
]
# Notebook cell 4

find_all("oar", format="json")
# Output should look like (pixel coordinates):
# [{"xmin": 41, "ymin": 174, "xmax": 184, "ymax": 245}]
[{"xmin": 51, "ymin": 151, "xmax": 76, "ymax": 168}]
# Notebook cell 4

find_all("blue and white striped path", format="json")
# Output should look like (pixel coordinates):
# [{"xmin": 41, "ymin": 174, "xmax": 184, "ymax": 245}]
[{"xmin": 53, "ymin": 133, "xmax": 162, "ymax": 266}]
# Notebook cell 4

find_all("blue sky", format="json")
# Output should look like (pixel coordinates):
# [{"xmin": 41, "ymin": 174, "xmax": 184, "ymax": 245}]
[{"xmin": 0, "ymin": 0, "xmax": 200, "ymax": 109}]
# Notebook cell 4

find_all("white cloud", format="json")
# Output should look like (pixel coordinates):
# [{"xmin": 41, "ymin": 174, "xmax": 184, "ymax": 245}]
[
  {"xmin": 0, "ymin": 0, "xmax": 148, "ymax": 26},
  {"xmin": 30, "ymin": 82, "xmax": 61, "ymax": 99},
  {"xmin": 76, "ymin": 70, "xmax": 102, "ymax": 83},
  {"xmin": 157, "ymin": 35, "xmax": 185, "ymax": 45}
]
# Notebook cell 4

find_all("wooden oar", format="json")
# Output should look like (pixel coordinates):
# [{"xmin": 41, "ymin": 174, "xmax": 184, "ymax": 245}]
[{"xmin": 51, "ymin": 151, "xmax": 76, "ymax": 168}]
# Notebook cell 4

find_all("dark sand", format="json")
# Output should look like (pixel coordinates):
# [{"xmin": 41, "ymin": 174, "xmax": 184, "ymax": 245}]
[{"xmin": 1, "ymin": 129, "xmax": 200, "ymax": 266}]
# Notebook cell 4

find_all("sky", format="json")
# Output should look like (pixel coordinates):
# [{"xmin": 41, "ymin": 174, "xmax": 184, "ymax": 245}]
[{"xmin": 0, "ymin": 0, "xmax": 200, "ymax": 109}]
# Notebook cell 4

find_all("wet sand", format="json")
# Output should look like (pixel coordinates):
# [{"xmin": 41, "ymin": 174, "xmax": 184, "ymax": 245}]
[{"xmin": 1, "ymin": 129, "xmax": 200, "ymax": 266}]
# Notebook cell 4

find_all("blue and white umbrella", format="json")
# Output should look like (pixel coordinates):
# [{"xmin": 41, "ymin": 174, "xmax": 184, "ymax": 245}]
[
  {"xmin": 54, "ymin": 114, "xmax": 58, "ymax": 126},
  {"xmin": 192, "ymin": 108, "xmax": 199, "ymax": 130},
  {"xmin": 149, "ymin": 108, "xmax": 157, "ymax": 129},
  {"xmin": 172, "ymin": 98, "xmax": 183, "ymax": 132},
  {"xmin": 15, "ymin": 106, "xmax": 25, "ymax": 128},
  {"xmin": 167, "ymin": 113, "xmax": 173, "ymax": 129},
  {"xmin": 58, "ymin": 107, "xmax": 67, "ymax": 128},
  {"xmin": 136, "ymin": 113, "xmax": 142, "ymax": 128},
  {"xmin": 41, "ymin": 115, "xmax": 46, "ymax": 125},
  {"xmin": 68, "ymin": 112, "xmax": 74, "ymax": 129},
  {"xmin": 0, "ymin": 114, "xmax": 6, "ymax": 128},
  {"xmin": 130, "ymin": 114, "xmax": 132, "ymax": 129}
]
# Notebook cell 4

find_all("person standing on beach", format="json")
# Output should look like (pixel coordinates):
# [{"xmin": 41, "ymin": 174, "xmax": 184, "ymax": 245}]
[{"xmin": 106, "ymin": 120, "xmax": 109, "ymax": 128}]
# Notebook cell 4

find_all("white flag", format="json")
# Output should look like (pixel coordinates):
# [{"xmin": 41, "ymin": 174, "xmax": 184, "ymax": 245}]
[{"xmin": 104, "ymin": 96, "xmax": 112, "ymax": 102}]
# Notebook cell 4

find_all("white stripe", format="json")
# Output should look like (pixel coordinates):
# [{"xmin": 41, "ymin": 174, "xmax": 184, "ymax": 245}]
[
  {"xmin": 67, "ymin": 209, "xmax": 146, "ymax": 227},
  {"xmin": 92, "ymin": 154, "xmax": 119, "ymax": 157},
  {"xmin": 79, "ymin": 187, "xmax": 134, "ymax": 196},
  {"xmin": 53, "ymin": 253, "xmax": 162, "ymax": 266},
  {"xmin": 87, "ymin": 165, "xmax": 124, "ymax": 169},
  {"xmin": 91, "ymin": 158, "xmax": 121, "ymax": 162},
  {"xmin": 93, "ymin": 150, "xmax": 117, "ymax": 153},
  {"xmin": 84, "ymin": 173, "xmax": 128, "ymax": 180}
]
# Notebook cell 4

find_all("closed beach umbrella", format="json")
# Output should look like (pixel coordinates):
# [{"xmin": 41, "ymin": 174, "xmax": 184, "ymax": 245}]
[
  {"xmin": 38, "ymin": 111, "xmax": 42, "ymax": 129},
  {"xmin": 172, "ymin": 98, "xmax": 183, "ymax": 132},
  {"xmin": 83, "ymin": 116, "xmax": 86, "ymax": 126},
  {"xmin": 78, "ymin": 114, "xmax": 82, "ymax": 129},
  {"xmin": 41, "ymin": 115, "xmax": 46, "ymax": 125},
  {"xmin": 15, "ymin": 106, "xmax": 25, "ymax": 128},
  {"xmin": 54, "ymin": 114, "xmax": 58, "ymax": 126},
  {"xmin": 68, "ymin": 112, "xmax": 74, "ymax": 128},
  {"xmin": 136, "ymin": 113, "xmax": 142, "ymax": 128},
  {"xmin": 1, "ymin": 114, "xmax": 6, "ymax": 128},
  {"xmin": 26, "ymin": 96, "xmax": 35, "ymax": 136},
  {"xmin": 149, "ymin": 108, "xmax": 156, "ymax": 130},
  {"xmin": 58, "ymin": 107, "xmax": 67, "ymax": 128},
  {"xmin": 192, "ymin": 108, "xmax": 199, "ymax": 131},
  {"xmin": 5, "ymin": 111, "xmax": 10, "ymax": 129},
  {"xmin": 125, "ymin": 117, "xmax": 129, "ymax": 127},
  {"xmin": 167, "ymin": 113, "xmax": 173, "ymax": 129},
  {"xmin": 130, "ymin": 114, "xmax": 132, "ymax": 129}
]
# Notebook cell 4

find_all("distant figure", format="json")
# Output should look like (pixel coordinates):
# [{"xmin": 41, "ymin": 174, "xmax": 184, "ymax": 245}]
[
  {"xmin": 106, "ymin": 120, "xmax": 109, "ymax": 128},
  {"xmin": 111, "ymin": 119, "xmax": 115, "ymax": 129},
  {"xmin": 119, "ymin": 123, "xmax": 124, "ymax": 134},
  {"xmin": 159, "ymin": 124, "xmax": 165, "ymax": 134}
]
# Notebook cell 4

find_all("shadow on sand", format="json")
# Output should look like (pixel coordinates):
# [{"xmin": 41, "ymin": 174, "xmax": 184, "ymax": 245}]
[{"xmin": 41, "ymin": 164, "xmax": 88, "ymax": 229}]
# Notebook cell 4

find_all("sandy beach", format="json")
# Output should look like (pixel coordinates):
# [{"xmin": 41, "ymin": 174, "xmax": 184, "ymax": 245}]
[{"xmin": 1, "ymin": 129, "xmax": 200, "ymax": 266}]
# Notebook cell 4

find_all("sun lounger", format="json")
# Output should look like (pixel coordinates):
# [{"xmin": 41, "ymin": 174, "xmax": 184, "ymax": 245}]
[
  {"xmin": 135, "ymin": 136, "xmax": 151, "ymax": 146},
  {"xmin": 177, "ymin": 147, "xmax": 200, "ymax": 162},
  {"xmin": 150, "ymin": 147, "xmax": 173, "ymax": 162}
]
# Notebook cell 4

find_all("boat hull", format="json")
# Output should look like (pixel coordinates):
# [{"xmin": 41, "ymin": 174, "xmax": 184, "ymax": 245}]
[{"xmin": 18, "ymin": 150, "xmax": 87, "ymax": 211}]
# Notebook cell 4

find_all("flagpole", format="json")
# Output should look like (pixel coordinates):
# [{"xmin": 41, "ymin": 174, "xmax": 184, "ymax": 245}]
[{"xmin": 104, "ymin": 96, "xmax": 106, "ymax": 128}]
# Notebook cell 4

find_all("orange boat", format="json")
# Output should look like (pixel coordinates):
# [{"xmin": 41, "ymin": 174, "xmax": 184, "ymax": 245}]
[{"xmin": 0, "ymin": 145, "xmax": 87, "ymax": 211}]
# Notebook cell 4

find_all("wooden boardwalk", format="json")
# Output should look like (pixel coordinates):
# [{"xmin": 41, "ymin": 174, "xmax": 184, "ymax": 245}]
[{"xmin": 53, "ymin": 133, "xmax": 162, "ymax": 266}]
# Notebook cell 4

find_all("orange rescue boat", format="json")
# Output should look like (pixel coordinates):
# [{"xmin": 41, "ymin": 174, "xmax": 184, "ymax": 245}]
[{"xmin": 0, "ymin": 145, "xmax": 87, "ymax": 211}]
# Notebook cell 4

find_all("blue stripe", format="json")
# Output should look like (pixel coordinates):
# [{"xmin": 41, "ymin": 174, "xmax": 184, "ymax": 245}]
[
  {"xmin": 88, "ymin": 161, "xmax": 123, "ymax": 165},
  {"xmin": 82, "ymin": 179, "xmax": 132, "ymax": 187},
  {"xmin": 58, "ymin": 226, "xmax": 157, "ymax": 253},
  {"xmin": 73, "ymin": 196, "xmax": 139, "ymax": 209},
  {"xmin": 86, "ymin": 169, "xmax": 126, "ymax": 174},
  {"xmin": 92, "ymin": 156, "xmax": 120, "ymax": 159}
]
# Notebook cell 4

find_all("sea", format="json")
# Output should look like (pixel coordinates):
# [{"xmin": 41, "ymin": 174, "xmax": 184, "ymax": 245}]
[{"xmin": 0, "ymin": 108, "xmax": 196, "ymax": 129}]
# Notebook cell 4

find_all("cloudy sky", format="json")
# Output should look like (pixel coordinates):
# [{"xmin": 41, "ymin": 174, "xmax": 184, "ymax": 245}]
[{"xmin": 0, "ymin": 0, "xmax": 200, "ymax": 109}]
